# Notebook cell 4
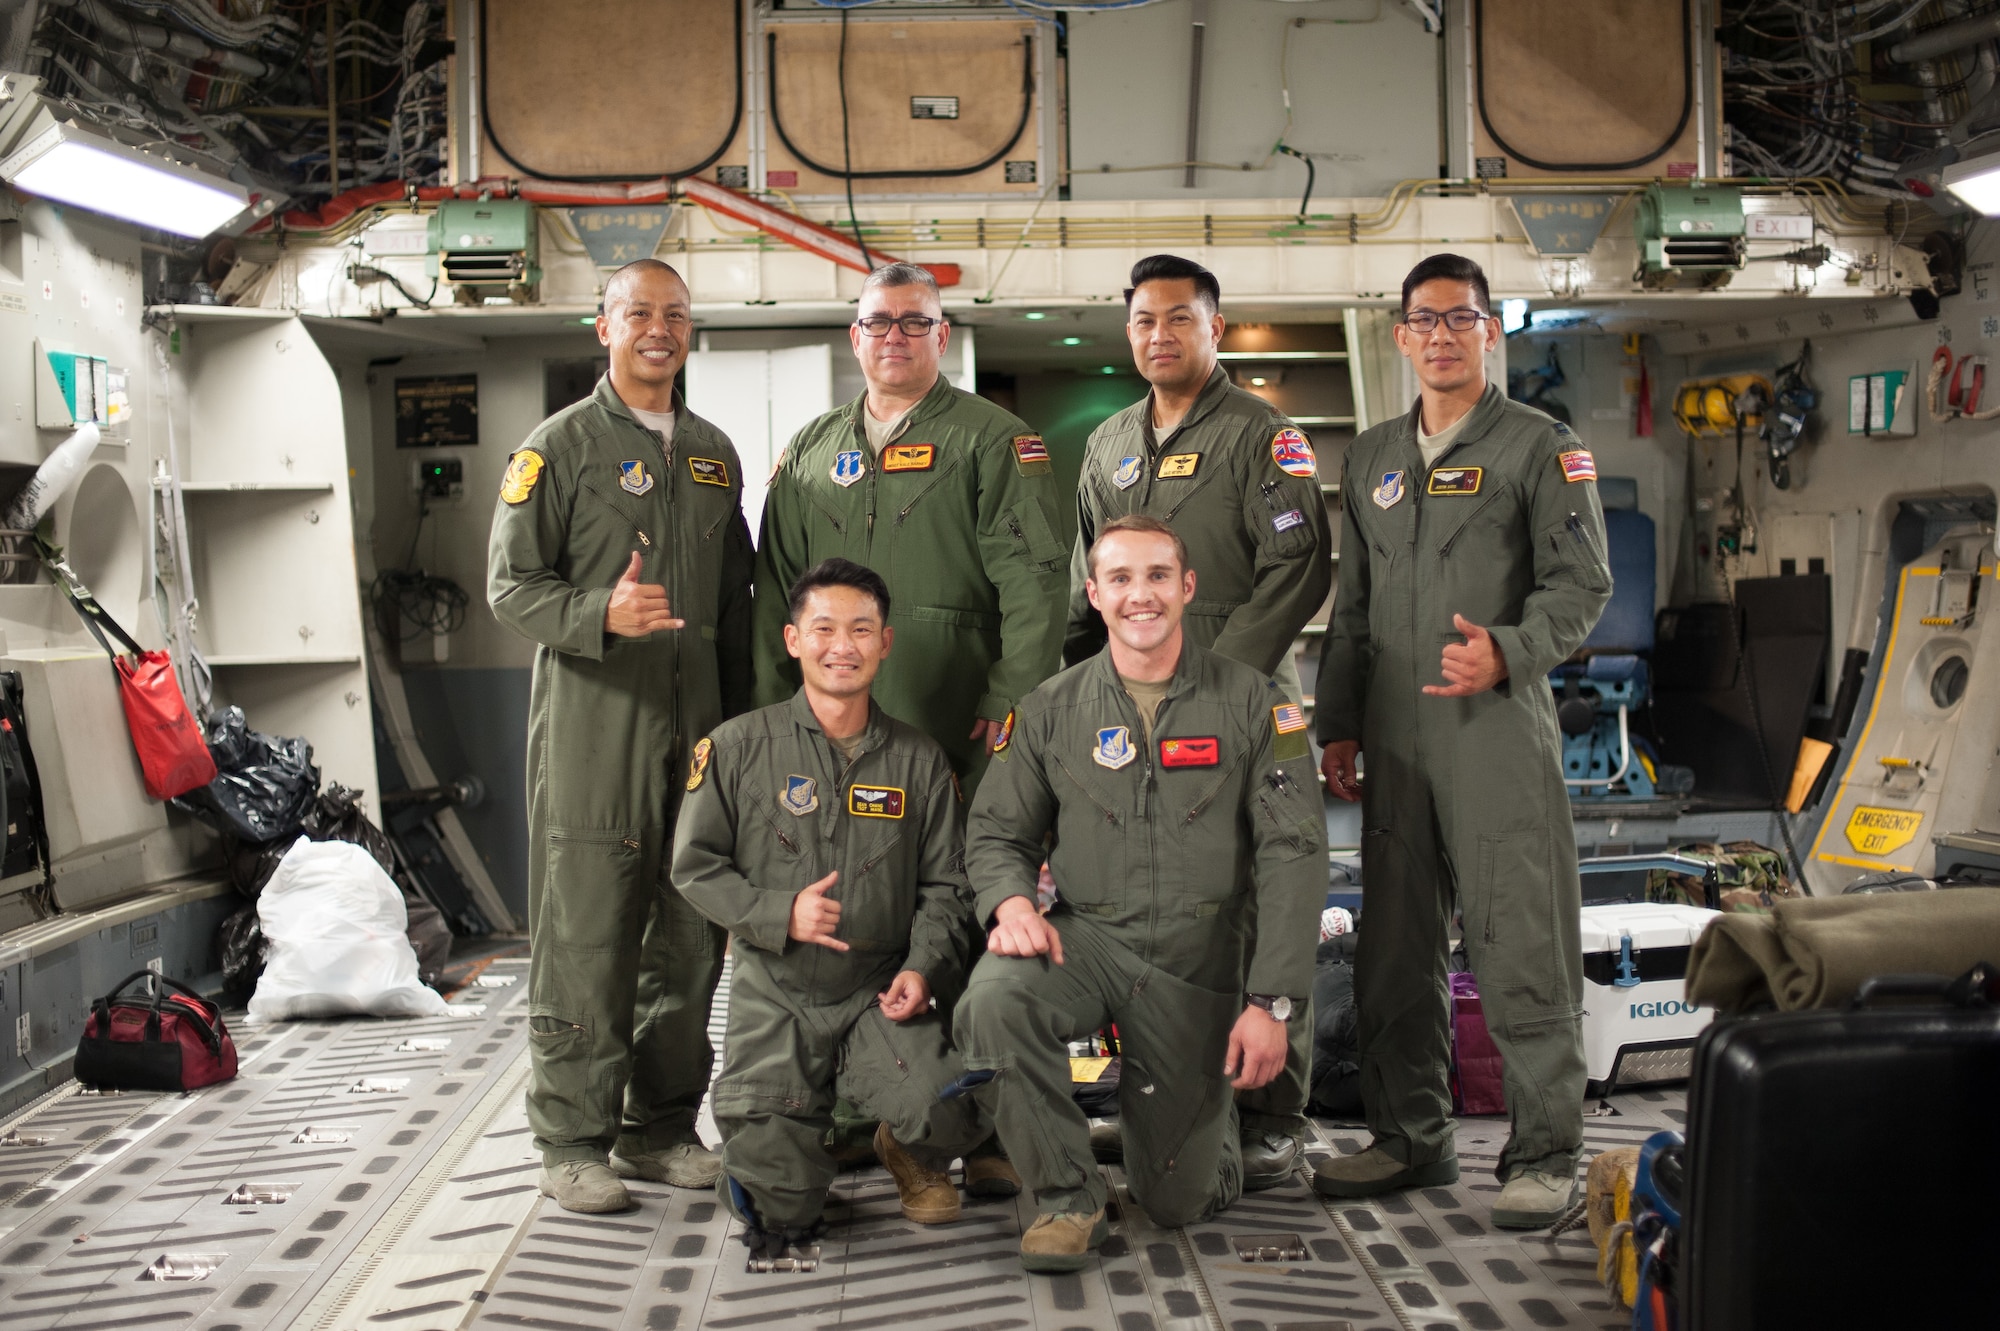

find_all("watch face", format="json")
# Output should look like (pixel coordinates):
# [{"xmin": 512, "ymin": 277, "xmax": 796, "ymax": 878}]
[{"xmin": 1270, "ymin": 996, "xmax": 1293, "ymax": 1022}]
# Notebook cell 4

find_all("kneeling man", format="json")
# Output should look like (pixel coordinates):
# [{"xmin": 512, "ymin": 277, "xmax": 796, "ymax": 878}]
[
  {"xmin": 673, "ymin": 557, "xmax": 991, "ymax": 1249},
  {"xmin": 956, "ymin": 515, "xmax": 1325, "ymax": 1272}
]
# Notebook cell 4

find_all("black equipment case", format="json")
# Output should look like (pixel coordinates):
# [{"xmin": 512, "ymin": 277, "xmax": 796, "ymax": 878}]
[{"xmin": 1682, "ymin": 966, "xmax": 2000, "ymax": 1330}]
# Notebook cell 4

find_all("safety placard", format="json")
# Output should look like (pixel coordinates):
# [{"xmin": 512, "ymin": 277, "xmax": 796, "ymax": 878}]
[{"xmin": 1844, "ymin": 805, "xmax": 1924, "ymax": 858}]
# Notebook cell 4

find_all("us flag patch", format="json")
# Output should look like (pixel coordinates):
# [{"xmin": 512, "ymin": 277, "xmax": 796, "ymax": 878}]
[
  {"xmin": 1273, "ymin": 703, "xmax": 1307, "ymax": 734},
  {"xmin": 1559, "ymin": 449, "xmax": 1597, "ymax": 483}
]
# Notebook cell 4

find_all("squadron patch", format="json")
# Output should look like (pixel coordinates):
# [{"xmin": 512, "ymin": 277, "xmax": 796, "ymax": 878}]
[
  {"xmin": 1272, "ymin": 703, "xmax": 1310, "ymax": 763},
  {"xmin": 1271, "ymin": 427, "xmax": 1317, "ymax": 478},
  {"xmin": 1112, "ymin": 455, "xmax": 1143, "ymax": 490},
  {"xmin": 832, "ymin": 449, "xmax": 865, "ymax": 487},
  {"xmin": 686, "ymin": 737, "xmax": 713, "ymax": 791},
  {"xmin": 1560, "ymin": 449, "xmax": 1598, "ymax": 483},
  {"xmin": 849, "ymin": 784, "xmax": 906, "ymax": 818},
  {"xmin": 688, "ymin": 457, "xmax": 730, "ymax": 487},
  {"xmin": 500, "ymin": 450, "xmax": 545, "ymax": 505},
  {"xmin": 1373, "ymin": 469, "xmax": 1406, "ymax": 509},
  {"xmin": 882, "ymin": 443, "xmax": 935, "ymax": 472},
  {"xmin": 1427, "ymin": 466, "xmax": 1483, "ymax": 496},
  {"xmin": 782, "ymin": 774, "xmax": 818, "ymax": 816},
  {"xmin": 992, "ymin": 709, "xmax": 1015, "ymax": 757},
  {"xmin": 767, "ymin": 448, "xmax": 787, "ymax": 485},
  {"xmin": 1157, "ymin": 453, "xmax": 1200, "ymax": 479},
  {"xmin": 1093, "ymin": 726, "xmax": 1137, "ymax": 770},
  {"xmin": 1159, "ymin": 736, "xmax": 1220, "ymax": 768},
  {"xmin": 618, "ymin": 459, "xmax": 654, "ymax": 496}
]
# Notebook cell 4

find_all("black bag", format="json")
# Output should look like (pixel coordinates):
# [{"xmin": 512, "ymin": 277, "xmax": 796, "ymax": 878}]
[
  {"xmin": 75, "ymin": 970, "xmax": 239, "ymax": 1092},
  {"xmin": 0, "ymin": 671, "xmax": 47, "ymax": 883},
  {"xmin": 172, "ymin": 706, "xmax": 319, "ymax": 844},
  {"xmin": 1682, "ymin": 962, "xmax": 2000, "ymax": 1330},
  {"xmin": 1309, "ymin": 932, "xmax": 1362, "ymax": 1117}
]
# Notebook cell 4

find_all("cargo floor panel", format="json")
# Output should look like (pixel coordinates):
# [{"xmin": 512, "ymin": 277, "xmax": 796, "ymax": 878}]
[{"xmin": 0, "ymin": 954, "xmax": 1684, "ymax": 1328}]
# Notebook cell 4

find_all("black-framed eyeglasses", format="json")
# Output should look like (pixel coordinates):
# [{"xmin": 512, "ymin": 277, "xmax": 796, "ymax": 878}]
[
  {"xmin": 1403, "ymin": 308, "xmax": 1490, "ymax": 334},
  {"xmin": 856, "ymin": 314, "xmax": 944, "ymax": 337}
]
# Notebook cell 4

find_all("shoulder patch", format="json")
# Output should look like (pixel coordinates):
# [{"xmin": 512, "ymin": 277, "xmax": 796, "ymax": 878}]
[
  {"xmin": 500, "ymin": 450, "xmax": 545, "ymax": 504},
  {"xmin": 992, "ymin": 709, "xmax": 1015, "ymax": 757},
  {"xmin": 1272, "ymin": 702, "xmax": 1310, "ymax": 763},
  {"xmin": 685, "ymin": 737, "xmax": 714, "ymax": 791},
  {"xmin": 1013, "ymin": 434, "xmax": 1052, "ymax": 476},
  {"xmin": 1559, "ymin": 449, "xmax": 1598, "ymax": 483},
  {"xmin": 1271, "ymin": 427, "xmax": 1317, "ymax": 478},
  {"xmin": 766, "ymin": 448, "xmax": 787, "ymax": 486}
]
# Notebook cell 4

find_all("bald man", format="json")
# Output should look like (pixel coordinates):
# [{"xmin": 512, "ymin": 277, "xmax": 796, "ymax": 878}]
[{"xmin": 489, "ymin": 259, "xmax": 756, "ymax": 1213}]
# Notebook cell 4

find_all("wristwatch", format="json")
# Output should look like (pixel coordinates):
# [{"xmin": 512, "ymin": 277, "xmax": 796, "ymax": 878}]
[{"xmin": 1246, "ymin": 993, "xmax": 1294, "ymax": 1022}]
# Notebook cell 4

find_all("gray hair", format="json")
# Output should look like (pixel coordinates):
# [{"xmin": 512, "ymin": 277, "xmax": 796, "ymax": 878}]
[{"xmin": 860, "ymin": 262, "xmax": 943, "ymax": 311}]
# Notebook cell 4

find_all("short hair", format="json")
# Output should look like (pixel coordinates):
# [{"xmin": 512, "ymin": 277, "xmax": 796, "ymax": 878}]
[
  {"xmin": 860, "ymin": 262, "xmax": 943, "ymax": 312},
  {"xmin": 602, "ymin": 258, "xmax": 685, "ymax": 315},
  {"xmin": 1124, "ymin": 254, "xmax": 1221, "ymax": 315},
  {"xmin": 1400, "ymin": 253, "xmax": 1490, "ymax": 316},
  {"xmin": 788, "ymin": 557, "xmax": 892, "ymax": 624},
  {"xmin": 1086, "ymin": 514, "xmax": 1190, "ymax": 578}
]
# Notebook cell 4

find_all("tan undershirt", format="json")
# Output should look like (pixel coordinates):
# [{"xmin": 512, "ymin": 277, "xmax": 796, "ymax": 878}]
[
  {"xmin": 1418, "ymin": 409, "xmax": 1470, "ymax": 469},
  {"xmin": 862, "ymin": 406, "xmax": 912, "ymax": 457},
  {"xmin": 828, "ymin": 730, "xmax": 866, "ymax": 766},
  {"xmin": 1120, "ymin": 675, "xmax": 1171, "ymax": 743}
]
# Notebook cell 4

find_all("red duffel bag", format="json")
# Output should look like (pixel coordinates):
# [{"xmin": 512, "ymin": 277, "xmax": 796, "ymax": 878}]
[{"xmin": 75, "ymin": 970, "xmax": 238, "ymax": 1092}]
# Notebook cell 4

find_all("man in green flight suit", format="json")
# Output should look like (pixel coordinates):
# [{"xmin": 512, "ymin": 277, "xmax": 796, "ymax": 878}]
[
  {"xmin": 488, "ymin": 259, "xmax": 754, "ymax": 1213},
  {"xmin": 957, "ymin": 515, "xmax": 1326, "ymax": 1272},
  {"xmin": 1069, "ymin": 255, "xmax": 1335, "ymax": 1188},
  {"xmin": 1311, "ymin": 254, "xmax": 1611, "ymax": 1229},
  {"xmin": 674, "ymin": 557, "xmax": 992, "ymax": 1250},
  {"xmin": 753, "ymin": 261, "xmax": 1068, "ymax": 797}
]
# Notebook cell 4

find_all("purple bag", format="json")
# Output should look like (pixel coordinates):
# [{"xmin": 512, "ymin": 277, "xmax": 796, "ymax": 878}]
[{"xmin": 1449, "ymin": 972, "xmax": 1507, "ymax": 1116}]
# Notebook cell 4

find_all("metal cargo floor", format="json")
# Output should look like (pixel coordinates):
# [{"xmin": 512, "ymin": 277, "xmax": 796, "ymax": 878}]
[{"xmin": 0, "ymin": 954, "xmax": 1682, "ymax": 1331}]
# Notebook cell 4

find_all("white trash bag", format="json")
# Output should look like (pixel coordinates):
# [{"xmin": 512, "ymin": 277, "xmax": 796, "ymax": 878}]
[{"xmin": 248, "ymin": 839, "xmax": 451, "ymax": 1022}]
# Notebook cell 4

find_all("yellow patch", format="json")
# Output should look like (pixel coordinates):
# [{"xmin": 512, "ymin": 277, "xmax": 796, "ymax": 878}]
[
  {"xmin": 688, "ymin": 457, "xmax": 730, "ymax": 487},
  {"xmin": 1427, "ymin": 466, "xmax": 1483, "ymax": 496},
  {"xmin": 848, "ymin": 784, "xmax": 907, "ymax": 818},
  {"xmin": 882, "ymin": 443, "xmax": 936, "ymax": 472},
  {"xmin": 500, "ymin": 450, "xmax": 545, "ymax": 504},
  {"xmin": 1844, "ymin": 805, "xmax": 1923, "ymax": 857},
  {"xmin": 685, "ymin": 737, "xmax": 713, "ymax": 791},
  {"xmin": 1157, "ymin": 453, "xmax": 1200, "ymax": 479},
  {"xmin": 766, "ymin": 448, "xmax": 787, "ymax": 486},
  {"xmin": 992, "ymin": 709, "xmax": 1015, "ymax": 756}
]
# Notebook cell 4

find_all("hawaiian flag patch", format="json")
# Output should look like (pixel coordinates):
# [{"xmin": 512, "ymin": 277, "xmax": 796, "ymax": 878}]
[
  {"xmin": 1013, "ymin": 434, "xmax": 1050, "ymax": 465},
  {"xmin": 1559, "ymin": 449, "xmax": 1598, "ymax": 483},
  {"xmin": 1271, "ymin": 427, "xmax": 1317, "ymax": 478}
]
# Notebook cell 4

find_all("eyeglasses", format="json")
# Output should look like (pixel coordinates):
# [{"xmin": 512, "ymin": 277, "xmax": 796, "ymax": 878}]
[
  {"xmin": 1402, "ymin": 308, "xmax": 1491, "ymax": 334},
  {"xmin": 856, "ymin": 314, "xmax": 944, "ymax": 337}
]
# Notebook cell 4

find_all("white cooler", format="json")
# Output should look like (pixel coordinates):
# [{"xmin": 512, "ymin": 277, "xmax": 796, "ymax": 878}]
[{"xmin": 1578, "ymin": 901, "xmax": 1720, "ymax": 1097}]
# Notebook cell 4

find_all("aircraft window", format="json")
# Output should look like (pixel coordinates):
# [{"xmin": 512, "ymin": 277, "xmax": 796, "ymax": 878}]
[{"xmin": 1930, "ymin": 655, "xmax": 1970, "ymax": 709}]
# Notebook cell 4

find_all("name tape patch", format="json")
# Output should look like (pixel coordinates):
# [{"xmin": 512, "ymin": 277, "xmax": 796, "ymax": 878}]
[
  {"xmin": 688, "ymin": 457, "xmax": 731, "ymax": 487},
  {"xmin": 1272, "ymin": 508, "xmax": 1306, "ymax": 533},
  {"xmin": 1559, "ymin": 449, "xmax": 1598, "ymax": 483},
  {"xmin": 882, "ymin": 443, "xmax": 935, "ymax": 472},
  {"xmin": 1158, "ymin": 453, "xmax": 1200, "ymax": 479},
  {"xmin": 1427, "ymin": 467, "xmax": 1483, "ymax": 496},
  {"xmin": 849, "ymin": 784, "xmax": 907, "ymax": 818},
  {"xmin": 1159, "ymin": 736, "xmax": 1220, "ymax": 768}
]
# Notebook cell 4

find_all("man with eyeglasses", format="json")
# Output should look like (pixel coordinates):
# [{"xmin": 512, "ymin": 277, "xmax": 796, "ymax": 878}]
[
  {"xmin": 1068, "ymin": 254, "xmax": 1334, "ymax": 1192},
  {"xmin": 489, "ymin": 258, "xmax": 754, "ymax": 1213},
  {"xmin": 1310, "ymin": 253, "xmax": 1610, "ymax": 1230}
]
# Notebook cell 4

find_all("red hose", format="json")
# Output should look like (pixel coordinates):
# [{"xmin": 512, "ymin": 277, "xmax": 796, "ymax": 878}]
[{"xmin": 259, "ymin": 176, "xmax": 675, "ymax": 234}]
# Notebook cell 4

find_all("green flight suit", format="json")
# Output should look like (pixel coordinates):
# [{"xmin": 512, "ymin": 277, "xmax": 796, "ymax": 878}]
[
  {"xmin": 752, "ymin": 377, "xmax": 1068, "ymax": 795},
  {"xmin": 1314, "ymin": 384, "xmax": 1612, "ymax": 1183},
  {"xmin": 1067, "ymin": 364, "xmax": 1336, "ymax": 1138},
  {"xmin": 488, "ymin": 376, "xmax": 755, "ymax": 1166},
  {"xmin": 672, "ymin": 693, "xmax": 988, "ymax": 1228},
  {"xmin": 956, "ymin": 642, "xmax": 1326, "ymax": 1226}
]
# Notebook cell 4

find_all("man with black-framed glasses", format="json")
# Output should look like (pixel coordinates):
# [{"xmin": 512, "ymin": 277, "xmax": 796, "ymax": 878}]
[{"xmin": 1310, "ymin": 253, "xmax": 1611, "ymax": 1231}]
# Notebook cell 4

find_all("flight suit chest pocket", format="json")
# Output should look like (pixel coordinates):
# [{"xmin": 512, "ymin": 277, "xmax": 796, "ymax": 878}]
[
  {"xmin": 743, "ymin": 786, "xmax": 812, "ymax": 870},
  {"xmin": 1163, "ymin": 743, "xmax": 1248, "ymax": 910},
  {"xmin": 836, "ymin": 828, "xmax": 909, "ymax": 954},
  {"xmin": 1050, "ymin": 752, "xmax": 1126, "ymax": 913},
  {"xmin": 886, "ymin": 446, "xmax": 964, "ymax": 527},
  {"xmin": 1433, "ymin": 478, "xmax": 1515, "ymax": 559}
]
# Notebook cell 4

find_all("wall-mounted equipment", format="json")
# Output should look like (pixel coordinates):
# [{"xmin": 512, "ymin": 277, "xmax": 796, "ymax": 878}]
[
  {"xmin": 1636, "ymin": 185, "xmax": 1747, "ymax": 289},
  {"xmin": 1671, "ymin": 373, "xmax": 1771, "ymax": 439},
  {"xmin": 33, "ymin": 340, "xmax": 125, "ymax": 433},
  {"xmin": 1925, "ymin": 346, "xmax": 2000, "ymax": 424},
  {"xmin": 1847, "ymin": 365, "xmax": 1918, "ymax": 437},
  {"xmin": 0, "ymin": 75, "xmax": 248, "ymax": 238},
  {"xmin": 426, "ymin": 199, "xmax": 540, "ymax": 302}
]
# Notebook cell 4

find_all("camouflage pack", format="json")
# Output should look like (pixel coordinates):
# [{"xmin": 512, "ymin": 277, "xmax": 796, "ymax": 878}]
[{"xmin": 1646, "ymin": 841, "xmax": 1798, "ymax": 914}]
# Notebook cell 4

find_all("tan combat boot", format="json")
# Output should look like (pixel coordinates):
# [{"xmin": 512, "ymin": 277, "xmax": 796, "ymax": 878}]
[
  {"xmin": 610, "ymin": 1140, "xmax": 723, "ymax": 1188},
  {"xmin": 1019, "ymin": 1208, "xmax": 1109, "ymax": 1273},
  {"xmin": 964, "ymin": 1152, "xmax": 1023, "ymax": 1198},
  {"xmin": 873, "ymin": 1122, "xmax": 960, "ymax": 1224},
  {"xmin": 538, "ymin": 1160, "xmax": 631, "ymax": 1214}
]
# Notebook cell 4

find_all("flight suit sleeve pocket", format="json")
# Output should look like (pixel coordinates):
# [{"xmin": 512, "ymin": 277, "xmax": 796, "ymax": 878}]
[
  {"xmin": 1004, "ymin": 501, "xmax": 1066, "ymax": 572},
  {"xmin": 1542, "ymin": 516, "xmax": 1611, "ymax": 594}
]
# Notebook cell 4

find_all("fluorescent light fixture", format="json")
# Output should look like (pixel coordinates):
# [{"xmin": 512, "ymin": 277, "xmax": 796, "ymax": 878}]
[
  {"xmin": 1501, "ymin": 298, "xmax": 1529, "ymax": 335},
  {"xmin": 1100, "ymin": 365, "xmax": 1116, "ymax": 374},
  {"xmin": 1943, "ymin": 150, "xmax": 2000, "ymax": 215},
  {"xmin": 0, "ymin": 119, "xmax": 247, "ymax": 238},
  {"xmin": 1023, "ymin": 311, "xmax": 1048, "ymax": 320}
]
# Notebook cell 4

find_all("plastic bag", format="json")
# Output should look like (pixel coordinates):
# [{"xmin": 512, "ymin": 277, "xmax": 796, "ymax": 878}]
[
  {"xmin": 301, "ymin": 782, "xmax": 396, "ymax": 872},
  {"xmin": 1308, "ymin": 932, "xmax": 1362, "ymax": 1117},
  {"xmin": 248, "ymin": 839, "xmax": 449, "ymax": 1021},
  {"xmin": 174, "ymin": 707, "xmax": 319, "ymax": 844},
  {"xmin": 215, "ymin": 904, "xmax": 266, "ymax": 995}
]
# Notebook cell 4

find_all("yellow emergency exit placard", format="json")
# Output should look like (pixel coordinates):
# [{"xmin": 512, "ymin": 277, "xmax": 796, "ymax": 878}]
[{"xmin": 1845, "ymin": 806, "xmax": 1924, "ymax": 857}]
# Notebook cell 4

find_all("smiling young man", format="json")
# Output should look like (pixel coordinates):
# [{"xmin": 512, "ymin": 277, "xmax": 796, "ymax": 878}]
[
  {"xmin": 1066, "ymin": 255, "xmax": 1334, "ymax": 1188},
  {"xmin": 489, "ymin": 258, "xmax": 754, "ymax": 1213},
  {"xmin": 955, "ymin": 516, "xmax": 1325, "ymax": 1272},
  {"xmin": 1310, "ymin": 254, "xmax": 1612, "ymax": 1229},
  {"xmin": 673, "ymin": 558, "xmax": 993, "ymax": 1252}
]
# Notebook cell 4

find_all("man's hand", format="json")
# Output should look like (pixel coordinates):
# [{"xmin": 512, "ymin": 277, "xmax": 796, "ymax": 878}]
[
  {"xmin": 878, "ymin": 970, "xmax": 931, "ymax": 1022},
  {"xmin": 987, "ymin": 894, "xmax": 1064, "ymax": 965},
  {"xmin": 605, "ymin": 551, "xmax": 686, "ymax": 637},
  {"xmin": 1423, "ymin": 613, "xmax": 1509, "ymax": 697},
  {"xmin": 1321, "ymin": 739, "xmax": 1361, "ymax": 803},
  {"xmin": 789, "ymin": 870, "xmax": 847, "ymax": 951},
  {"xmin": 1223, "ymin": 1004, "xmax": 1289, "ymax": 1090},
  {"xmin": 970, "ymin": 718, "xmax": 1004, "ymax": 754}
]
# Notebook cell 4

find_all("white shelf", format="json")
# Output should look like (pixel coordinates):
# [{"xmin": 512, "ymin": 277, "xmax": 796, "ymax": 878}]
[
  {"xmin": 1218, "ymin": 350, "xmax": 1349, "ymax": 362},
  {"xmin": 206, "ymin": 653, "xmax": 361, "ymax": 667},
  {"xmin": 1320, "ymin": 483, "xmax": 1341, "ymax": 495},
  {"xmin": 177, "ymin": 481, "xmax": 335, "ymax": 493},
  {"xmin": 145, "ymin": 304, "xmax": 291, "ymax": 324},
  {"xmin": 1294, "ymin": 416, "xmax": 1357, "ymax": 428}
]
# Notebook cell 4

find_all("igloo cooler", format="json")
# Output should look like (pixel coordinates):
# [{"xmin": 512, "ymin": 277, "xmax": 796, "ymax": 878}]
[{"xmin": 1578, "ymin": 900, "xmax": 1720, "ymax": 1097}]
